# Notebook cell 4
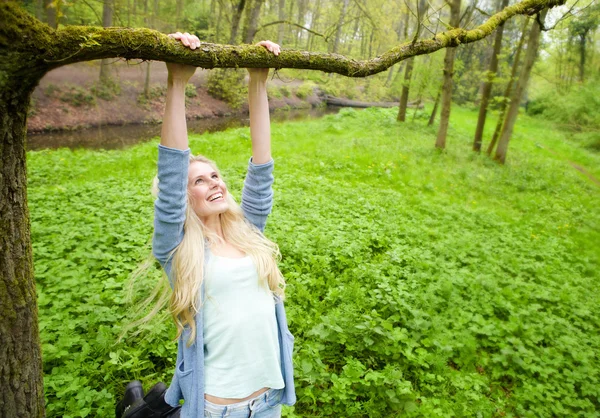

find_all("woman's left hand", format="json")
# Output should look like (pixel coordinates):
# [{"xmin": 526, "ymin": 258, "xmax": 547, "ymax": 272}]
[{"xmin": 248, "ymin": 40, "xmax": 281, "ymax": 82}]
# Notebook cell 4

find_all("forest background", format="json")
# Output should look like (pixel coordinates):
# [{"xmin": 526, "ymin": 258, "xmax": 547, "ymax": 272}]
[{"xmin": 4, "ymin": 0, "xmax": 600, "ymax": 416}]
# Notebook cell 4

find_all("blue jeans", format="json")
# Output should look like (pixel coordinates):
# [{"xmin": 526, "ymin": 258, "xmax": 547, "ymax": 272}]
[{"xmin": 204, "ymin": 388, "xmax": 283, "ymax": 418}]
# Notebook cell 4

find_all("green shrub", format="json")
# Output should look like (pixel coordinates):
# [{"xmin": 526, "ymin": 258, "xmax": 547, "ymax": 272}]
[
  {"xmin": 44, "ymin": 83, "xmax": 59, "ymax": 97},
  {"xmin": 295, "ymin": 82, "xmax": 316, "ymax": 99},
  {"xmin": 91, "ymin": 78, "xmax": 121, "ymax": 100},
  {"xmin": 206, "ymin": 68, "xmax": 246, "ymax": 109},
  {"xmin": 137, "ymin": 86, "xmax": 167, "ymax": 106},
  {"xmin": 267, "ymin": 85, "xmax": 283, "ymax": 99},
  {"xmin": 185, "ymin": 83, "xmax": 198, "ymax": 98},
  {"xmin": 529, "ymin": 82, "xmax": 600, "ymax": 131},
  {"xmin": 279, "ymin": 85, "xmax": 291, "ymax": 97},
  {"xmin": 59, "ymin": 85, "xmax": 96, "ymax": 107}
]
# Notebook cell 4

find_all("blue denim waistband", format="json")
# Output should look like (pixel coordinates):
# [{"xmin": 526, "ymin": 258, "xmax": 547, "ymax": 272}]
[{"xmin": 204, "ymin": 388, "xmax": 283, "ymax": 415}]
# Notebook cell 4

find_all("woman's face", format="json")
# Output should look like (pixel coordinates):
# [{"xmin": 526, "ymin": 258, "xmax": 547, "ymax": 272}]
[{"xmin": 188, "ymin": 161, "xmax": 229, "ymax": 220}]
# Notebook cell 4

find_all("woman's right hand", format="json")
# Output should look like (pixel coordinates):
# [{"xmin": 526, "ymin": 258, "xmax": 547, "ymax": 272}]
[{"xmin": 166, "ymin": 32, "xmax": 200, "ymax": 83}]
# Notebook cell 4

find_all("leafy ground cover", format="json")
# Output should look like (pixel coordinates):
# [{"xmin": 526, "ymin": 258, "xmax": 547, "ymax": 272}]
[{"xmin": 28, "ymin": 106, "xmax": 600, "ymax": 417}]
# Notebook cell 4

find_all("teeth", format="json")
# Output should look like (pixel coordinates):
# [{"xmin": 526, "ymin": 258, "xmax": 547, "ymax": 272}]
[{"xmin": 209, "ymin": 193, "xmax": 222, "ymax": 202}]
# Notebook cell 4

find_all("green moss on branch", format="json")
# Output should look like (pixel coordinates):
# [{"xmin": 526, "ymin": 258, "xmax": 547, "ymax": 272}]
[{"xmin": 1, "ymin": 0, "xmax": 565, "ymax": 79}]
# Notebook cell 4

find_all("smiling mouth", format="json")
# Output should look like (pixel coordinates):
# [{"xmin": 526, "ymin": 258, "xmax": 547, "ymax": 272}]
[{"xmin": 208, "ymin": 192, "xmax": 223, "ymax": 202}]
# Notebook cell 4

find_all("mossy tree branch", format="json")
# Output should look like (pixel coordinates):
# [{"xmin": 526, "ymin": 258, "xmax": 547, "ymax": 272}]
[{"xmin": 1, "ymin": 0, "xmax": 565, "ymax": 79}]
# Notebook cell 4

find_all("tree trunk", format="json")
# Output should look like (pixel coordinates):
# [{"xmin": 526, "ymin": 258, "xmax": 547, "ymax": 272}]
[
  {"xmin": 243, "ymin": 0, "xmax": 265, "ymax": 44},
  {"xmin": 472, "ymin": 0, "xmax": 509, "ymax": 152},
  {"xmin": 428, "ymin": 89, "xmax": 442, "ymax": 126},
  {"xmin": 579, "ymin": 33, "xmax": 586, "ymax": 83},
  {"xmin": 296, "ymin": 0, "xmax": 307, "ymax": 48},
  {"xmin": 176, "ymin": 0, "xmax": 184, "ymax": 30},
  {"xmin": 277, "ymin": 0, "xmax": 285, "ymax": 45},
  {"xmin": 307, "ymin": 0, "xmax": 321, "ymax": 51},
  {"xmin": 99, "ymin": 0, "xmax": 114, "ymax": 86},
  {"xmin": 487, "ymin": 17, "xmax": 530, "ymax": 156},
  {"xmin": 36, "ymin": 0, "xmax": 43, "ymax": 20},
  {"xmin": 397, "ymin": 57, "xmax": 415, "ymax": 121},
  {"xmin": 229, "ymin": 0, "xmax": 247, "ymax": 44},
  {"xmin": 332, "ymin": 0, "xmax": 350, "ymax": 53},
  {"xmin": 144, "ymin": 61, "xmax": 151, "ymax": 98},
  {"xmin": 44, "ymin": 0, "xmax": 56, "ymax": 29},
  {"xmin": 494, "ymin": 9, "xmax": 547, "ymax": 164},
  {"xmin": 0, "ymin": 72, "xmax": 46, "ymax": 418},
  {"xmin": 435, "ymin": 0, "xmax": 461, "ymax": 149}
]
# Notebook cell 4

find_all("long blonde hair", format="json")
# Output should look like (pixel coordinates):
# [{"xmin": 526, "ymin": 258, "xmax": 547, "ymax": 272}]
[{"xmin": 166, "ymin": 155, "xmax": 285, "ymax": 345}]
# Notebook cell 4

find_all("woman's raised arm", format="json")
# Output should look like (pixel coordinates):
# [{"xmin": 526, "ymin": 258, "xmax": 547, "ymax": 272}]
[
  {"xmin": 161, "ymin": 32, "xmax": 200, "ymax": 150},
  {"xmin": 247, "ymin": 41, "xmax": 280, "ymax": 164}
]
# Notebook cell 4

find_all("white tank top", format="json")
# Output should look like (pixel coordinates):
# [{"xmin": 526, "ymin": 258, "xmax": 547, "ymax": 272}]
[{"xmin": 202, "ymin": 254, "xmax": 284, "ymax": 398}]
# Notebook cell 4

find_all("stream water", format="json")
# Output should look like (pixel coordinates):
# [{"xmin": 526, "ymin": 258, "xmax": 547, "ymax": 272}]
[{"xmin": 27, "ymin": 107, "xmax": 341, "ymax": 151}]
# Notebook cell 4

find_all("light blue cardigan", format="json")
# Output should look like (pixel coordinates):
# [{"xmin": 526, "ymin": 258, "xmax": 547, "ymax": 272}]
[{"xmin": 152, "ymin": 145, "xmax": 296, "ymax": 417}]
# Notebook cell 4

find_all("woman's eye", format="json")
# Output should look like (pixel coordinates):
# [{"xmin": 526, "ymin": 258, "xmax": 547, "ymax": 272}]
[
  {"xmin": 212, "ymin": 174, "xmax": 219, "ymax": 179},
  {"xmin": 195, "ymin": 178, "xmax": 203, "ymax": 184}
]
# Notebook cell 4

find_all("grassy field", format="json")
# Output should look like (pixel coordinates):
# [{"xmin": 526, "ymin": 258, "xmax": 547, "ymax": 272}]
[{"xmin": 28, "ymin": 106, "xmax": 600, "ymax": 417}]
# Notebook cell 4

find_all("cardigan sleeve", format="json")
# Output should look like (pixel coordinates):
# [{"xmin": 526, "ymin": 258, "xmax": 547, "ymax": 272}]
[
  {"xmin": 152, "ymin": 145, "xmax": 190, "ymax": 275},
  {"xmin": 240, "ymin": 158, "xmax": 274, "ymax": 233}
]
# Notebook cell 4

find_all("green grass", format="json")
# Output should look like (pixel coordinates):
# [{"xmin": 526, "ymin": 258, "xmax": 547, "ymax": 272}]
[{"xmin": 28, "ymin": 106, "xmax": 600, "ymax": 417}]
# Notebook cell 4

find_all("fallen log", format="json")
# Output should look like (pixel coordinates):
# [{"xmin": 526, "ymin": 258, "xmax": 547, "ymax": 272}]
[{"xmin": 325, "ymin": 96, "xmax": 423, "ymax": 109}]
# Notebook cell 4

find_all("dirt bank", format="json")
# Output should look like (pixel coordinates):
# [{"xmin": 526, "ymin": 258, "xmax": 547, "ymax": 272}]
[{"xmin": 28, "ymin": 60, "xmax": 322, "ymax": 133}]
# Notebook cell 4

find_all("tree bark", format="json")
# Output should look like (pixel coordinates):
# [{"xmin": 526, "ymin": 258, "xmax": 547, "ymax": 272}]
[
  {"xmin": 397, "ymin": 0, "xmax": 431, "ymax": 119},
  {"xmin": 428, "ymin": 89, "xmax": 442, "ymax": 126},
  {"xmin": 99, "ymin": 0, "xmax": 114, "ymax": 86},
  {"xmin": 472, "ymin": 0, "xmax": 509, "ymax": 152},
  {"xmin": 579, "ymin": 33, "xmax": 586, "ymax": 83},
  {"xmin": 229, "ymin": 0, "xmax": 247, "ymax": 44},
  {"xmin": 243, "ymin": 0, "xmax": 265, "ymax": 44},
  {"xmin": 494, "ymin": 9, "xmax": 547, "ymax": 163},
  {"xmin": 44, "ymin": 0, "xmax": 56, "ymax": 29},
  {"xmin": 277, "ymin": 0, "xmax": 285, "ymax": 45},
  {"xmin": 0, "ymin": 68, "xmax": 47, "ymax": 418},
  {"xmin": 176, "ymin": 0, "xmax": 184, "ymax": 30},
  {"xmin": 435, "ymin": 0, "xmax": 462, "ymax": 149},
  {"xmin": 397, "ymin": 57, "xmax": 415, "ymax": 121},
  {"xmin": 332, "ymin": 0, "xmax": 350, "ymax": 53},
  {"xmin": 487, "ymin": 17, "xmax": 530, "ymax": 156}
]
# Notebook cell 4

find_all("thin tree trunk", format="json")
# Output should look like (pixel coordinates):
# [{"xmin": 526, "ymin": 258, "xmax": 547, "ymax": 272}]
[
  {"xmin": 277, "ymin": 0, "xmax": 285, "ymax": 45},
  {"xmin": 176, "ymin": 0, "xmax": 184, "ymax": 30},
  {"xmin": 397, "ymin": 58, "xmax": 415, "ymax": 121},
  {"xmin": 333, "ymin": 0, "xmax": 350, "ymax": 53},
  {"xmin": 244, "ymin": 0, "xmax": 265, "ymax": 44},
  {"xmin": 385, "ymin": 64, "xmax": 395, "ymax": 86},
  {"xmin": 397, "ymin": 9, "xmax": 411, "ymax": 121},
  {"xmin": 215, "ymin": 1, "xmax": 223, "ymax": 42},
  {"xmin": 487, "ymin": 17, "xmax": 530, "ymax": 156},
  {"xmin": 307, "ymin": 0, "xmax": 321, "ymax": 51},
  {"xmin": 36, "ymin": 0, "xmax": 43, "ymax": 20},
  {"xmin": 494, "ymin": 9, "xmax": 547, "ymax": 164},
  {"xmin": 472, "ymin": 0, "xmax": 509, "ymax": 152},
  {"xmin": 144, "ymin": 61, "xmax": 151, "ymax": 98},
  {"xmin": 0, "ymin": 73, "xmax": 46, "ymax": 418},
  {"xmin": 295, "ymin": 0, "xmax": 307, "ymax": 48},
  {"xmin": 428, "ymin": 89, "xmax": 442, "ymax": 126},
  {"xmin": 435, "ymin": 0, "xmax": 461, "ymax": 149},
  {"xmin": 579, "ymin": 33, "xmax": 586, "ymax": 83},
  {"xmin": 44, "ymin": 0, "xmax": 56, "ymax": 29},
  {"xmin": 99, "ymin": 0, "xmax": 114, "ymax": 86},
  {"xmin": 397, "ymin": 0, "xmax": 429, "ymax": 121},
  {"xmin": 229, "ymin": 0, "xmax": 247, "ymax": 44}
]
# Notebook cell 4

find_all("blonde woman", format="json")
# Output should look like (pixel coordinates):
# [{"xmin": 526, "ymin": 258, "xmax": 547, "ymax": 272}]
[{"xmin": 118, "ymin": 34, "xmax": 295, "ymax": 418}]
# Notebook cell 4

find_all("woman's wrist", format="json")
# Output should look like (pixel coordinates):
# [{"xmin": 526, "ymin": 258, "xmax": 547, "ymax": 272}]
[{"xmin": 168, "ymin": 78, "xmax": 189, "ymax": 89}]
